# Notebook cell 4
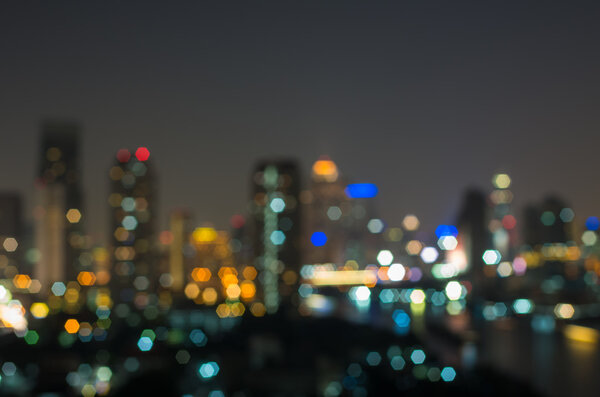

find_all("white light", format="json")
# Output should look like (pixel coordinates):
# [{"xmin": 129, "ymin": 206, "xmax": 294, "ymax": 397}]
[
  {"xmin": 482, "ymin": 250, "xmax": 501, "ymax": 265},
  {"xmin": 420, "ymin": 247, "xmax": 439, "ymax": 264},
  {"xmin": 437, "ymin": 235, "xmax": 458, "ymax": 251},
  {"xmin": 270, "ymin": 198, "xmax": 286, "ymax": 213},
  {"xmin": 377, "ymin": 250, "xmax": 394, "ymax": 266},
  {"xmin": 445, "ymin": 281, "xmax": 462, "ymax": 301},
  {"xmin": 354, "ymin": 286, "xmax": 371, "ymax": 301},
  {"xmin": 367, "ymin": 219, "xmax": 385, "ymax": 234},
  {"xmin": 388, "ymin": 264, "xmax": 406, "ymax": 281}
]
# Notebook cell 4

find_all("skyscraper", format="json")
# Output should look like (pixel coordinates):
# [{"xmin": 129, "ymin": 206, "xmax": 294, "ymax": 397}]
[
  {"xmin": 34, "ymin": 120, "xmax": 84, "ymax": 292},
  {"xmin": 250, "ymin": 160, "xmax": 301, "ymax": 313},
  {"xmin": 108, "ymin": 147, "xmax": 157, "ymax": 308},
  {"xmin": 0, "ymin": 192, "xmax": 23, "ymax": 277}
]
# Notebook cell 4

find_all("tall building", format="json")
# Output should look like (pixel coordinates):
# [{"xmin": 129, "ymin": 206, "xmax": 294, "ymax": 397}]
[
  {"xmin": 34, "ymin": 120, "xmax": 84, "ymax": 292},
  {"xmin": 456, "ymin": 188, "xmax": 491, "ymax": 297},
  {"xmin": 250, "ymin": 160, "xmax": 301, "ymax": 313},
  {"xmin": 168, "ymin": 209, "xmax": 193, "ymax": 293},
  {"xmin": 302, "ymin": 157, "xmax": 346, "ymax": 265},
  {"xmin": 108, "ymin": 147, "xmax": 157, "ymax": 308},
  {"xmin": 0, "ymin": 192, "xmax": 23, "ymax": 277}
]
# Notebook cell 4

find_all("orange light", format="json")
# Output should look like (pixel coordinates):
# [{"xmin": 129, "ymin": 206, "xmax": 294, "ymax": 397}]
[
  {"xmin": 191, "ymin": 267, "xmax": 211, "ymax": 282},
  {"xmin": 64, "ymin": 319, "xmax": 80, "ymax": 334},
  {"xmin": 312, "ymin": 158, "xmax": 339, "ymax": 182},
  {"xmin": 77, "ymin": 271, "xmax": 96, "ymax": 286},
  {"xmin": 13, "ymin": 274, "xmax": 32, "ymax": 289},
  {"xmin": 240, "ymin": 280, "xmax": 256, "ymax": 300}
]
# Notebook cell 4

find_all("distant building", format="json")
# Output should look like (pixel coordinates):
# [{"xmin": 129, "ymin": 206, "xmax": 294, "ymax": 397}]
[
  {"xmin": 523, "ymin": 195, "xmax": 572, "ymax": 246},
  {"xmin": 108, "ymin": 147, "xmax": 157, "ymax": 308},
  {"xmin": 34, "ymin": 120, "xmax": 84, "ymax": 292},
  {"xmin": 168, "ymin": 209, "xmax": 193, "ymax": 293},
  {"xmin": 250, "ymin": 159, "xmax": 301, "ymax": 313},
  {"xmin": 0, "ymin": 192, "xmax": 23, "ymax": 277}
]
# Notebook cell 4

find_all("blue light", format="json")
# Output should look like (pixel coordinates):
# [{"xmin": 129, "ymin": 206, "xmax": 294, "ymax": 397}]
[
  {"xmin": 270, "ymin": 230, "xmax": 286, "ymax": 245},
  {"xmin": 310, "ymin": 231, "xmax": 327, "ymax": 247},
  {"xmin": 435, "ymin": 224, "xmax": 458, "ymax": 238},
  {"xmin": 199, "ymin": 362, "xmax": 220, "ymax": 379},
  {"xmin": 137, "ymin": 336, "xmax": 153, "ymax": 352},
  {"xmin": 440, "ymin": 367, "xmax": 456, "ymax": 382},
  {"xmin": 392, "ymin": 309, "xmax": 410, "ymax": 328},
  {"xmin": 345, "ymin": 183, "xmax": 378, "ymax": 198},
  {"xmin": 585, "ymin": 216, "xmax": 600, "ymax": 231}
]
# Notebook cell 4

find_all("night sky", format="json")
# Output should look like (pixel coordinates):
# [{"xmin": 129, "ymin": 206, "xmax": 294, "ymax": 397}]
[{"xmin": 1, "ymin": 1, "xmax": 600, "ymax": 242}]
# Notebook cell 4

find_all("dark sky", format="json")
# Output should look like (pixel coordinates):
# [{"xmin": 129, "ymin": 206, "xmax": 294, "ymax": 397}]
[{"xmin": 1, "ymin": 1, "xmax": 600, "ymax": 243}]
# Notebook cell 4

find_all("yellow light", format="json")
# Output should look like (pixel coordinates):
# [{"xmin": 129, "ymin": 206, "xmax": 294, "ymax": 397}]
[
  {"xmin": 554, "ymin": 303, "xmax": 575, "ymax": 319},
  {"xmin": 493, "ymin": 173, "xmax": 511, "ymax": 189},
  {"xmin": 30, "ymin": 302, "xmax": 49, "ymax": 319},
  {"xmin": 184, "ymin": 283, "xmax": 200, "ymax": 299},
  {"xmin": 225, "ymin": 284, "xmax": 241, "ymax": 299},
  {"xmin": 312, "ymin": 158, "xmax": 339, "ymax": 182},
  {"xmin": 308, "ymin": 270, "xmax": 377, "ymax": 286},
  {"xmin": 64, "ymin": 318, "xmax": 80, "ymax": 334},
  {"xmin": 192, "ymin": 227, "xmax": 217, "ymax": 243},
  {"xmin": 202, "ymin": 287, "xmax": 218, "ymax": 305},
  {"xmin": 402, "ymin": 215, "xmax": 420, "ymax": 231},
  {"xmin": 216, "ymin": 303, "xmax": 230, "ymax": 318},
  {"xmin": 66, "ymin": 208, "xmax": 82, "ymax": 223},
  {"xmin": 564, "ymin": 324, "xmax": 599, "ymax": 344}
]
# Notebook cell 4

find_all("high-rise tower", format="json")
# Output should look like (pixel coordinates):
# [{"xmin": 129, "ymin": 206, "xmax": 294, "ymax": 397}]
[{"xmin": 108, "ymin": 147, "xmax": 157, "ymax": 308}]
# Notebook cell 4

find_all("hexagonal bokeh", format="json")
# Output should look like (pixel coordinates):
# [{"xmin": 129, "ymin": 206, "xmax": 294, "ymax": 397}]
[{"xmin": 482, "ymin": 249, "xmax": 501, "ymax": 265}]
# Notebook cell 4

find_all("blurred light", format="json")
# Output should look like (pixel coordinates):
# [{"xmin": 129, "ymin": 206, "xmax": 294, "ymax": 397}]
[
  {"xmin": 310, "ymin": 232, "xmax": 327, "ymax": 247},
  {"xmin": 199, "ymin": 362, "xmax": 219, "ymax": 379},
  {"xmin": 30, "ymin": 302, "xmax": 49, "ymax": 319},
  {"xmin": 327, "ymin": 206, "xmax": 342, "ymax": 221},
  {"xmin": 554, "ymin": 303, "xmax": 575, "ymax": 319},
  {"xmin": 65, "ymin": 209, "xmax": 82, "ymax": 223},
  {"xmin": 137, "ymin": 336, "xmax": 153, "ymax": 351},
  {"xmin": 492, "ymin": 173, "xmax": 511, "ymax": 189},
  {"xmin": 440, "ymin": 367, "xmax": 456, "ymax": 382},
  {"xmin": 445, "ymin": 281, "xmax": 462, "ymax": 301},
  {"xmin": 582, "ymin": 231, "xmax": 597, "ymax": 246},
  {"xmin": 312, "ymin": 158, "xmax": 339, "ymax": 182},
  {"xmin": 409, "ymin": 289, "xmax": 426, "ymax": 304},
  {"xmin": 435, "ymin": 225, "xmax": 458, "ymax": 238},
  {"xmin": 116, "ymin": 149, "xmax": 130, "ymax": 162},
  {"xmin": 366, "ymin": 352, "xmax": 381, "ymax": 366},
  {"xmin": 353, "ymin": 286, "xmax": 371, "ymax": 301},
  {"xmin": 377, "ymin": 250, "xmax": 393, "ymax": 266},
  {"xmin": 2, "ymin": 238, "xmax": 18, "ymax": 252},
  {"xmin": 310, "ymin": 270, "xmax": 377, "ymax": 286},
  {"xmin": 410, "ymin": 349, "xmax": 426, "ymax": 364},
  {"xmin": 345, "ymin": 183, "xmax": 378, "ymax": 199},
  {"xmin": 402, "ymin": 215, "xmax": 420, "ymax": 231},
  {"xmin": 512, "ymin": 257, "xmax": 527, "ymax": 275},
  {"xmin": 420, "ymin": 247, "xmax": 438, "ymax": 264},
  {"xmin": 51, "ymin": 282, "xmax": 67, "ymax": 296},
  {"xmin": 586, "ymin": 216, "xmax": 600, "ymax": 231},
  {"xmin": 437, "ymin": 235, "xmax": 458, "ymax": 250},
  {"xmin": 388, "ymin": 264, "xmax": 406, "ymax": 281},
  {"xmin": 367, "ymin": 219, "xmax": 385, "ymax": 234},
  {"xmin": 541, "ymin": 211, "xmax": 555, "ymax": 226},
  {"xmin": 192, "ymin": 227, "xmax": 217, "ymax": 243},
  {"xmin": 559, "ymin": 208, "xmax": 575, "ymax": 223},
  {"xmin": 135, "ymin": 147, "xmax": 150, "ymax": 161},
  {"xmin": 513, "ymin": 299, "xmax": 534, "ymax": 314},
  {"xmin": 482, "ymin": 250, "xmax": 501, "ymax": 265},
  {"xmin": 270, "ymin": 230, "xmax": 286, "ymax": 245},
  {"xmin": 270, "ymin": 198, "xmax": 285, "ymax": 213},
  {"xmin": 393, "ymin": 309, "xmax": 411, "ymax": 328},
  {"xmin": 64, "ymin": 319, "xmax": 80, "ymax": 334},
  {"xmin": 564, "ymin": 324, "xmax": 599, "ymax": 344},
  {"xmin": 497, "ymin": 261, "xmax": 512, "ymax": 277}
]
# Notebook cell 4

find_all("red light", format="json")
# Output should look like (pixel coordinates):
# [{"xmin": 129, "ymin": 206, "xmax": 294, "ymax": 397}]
[
  {"xmin": 502, "ymin": 215, "xmax": 517, "ymax": 230},
  {"xmin": 135, "ymin": 147, "xmax": 150, "ymax": 161},
  {"xmin": 230, "ymin": 214, "xmax": 245, "ymax": 229},
  {"xmin": 116, "ymin": 149, "xmax": 131, "ymax": 163}
]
